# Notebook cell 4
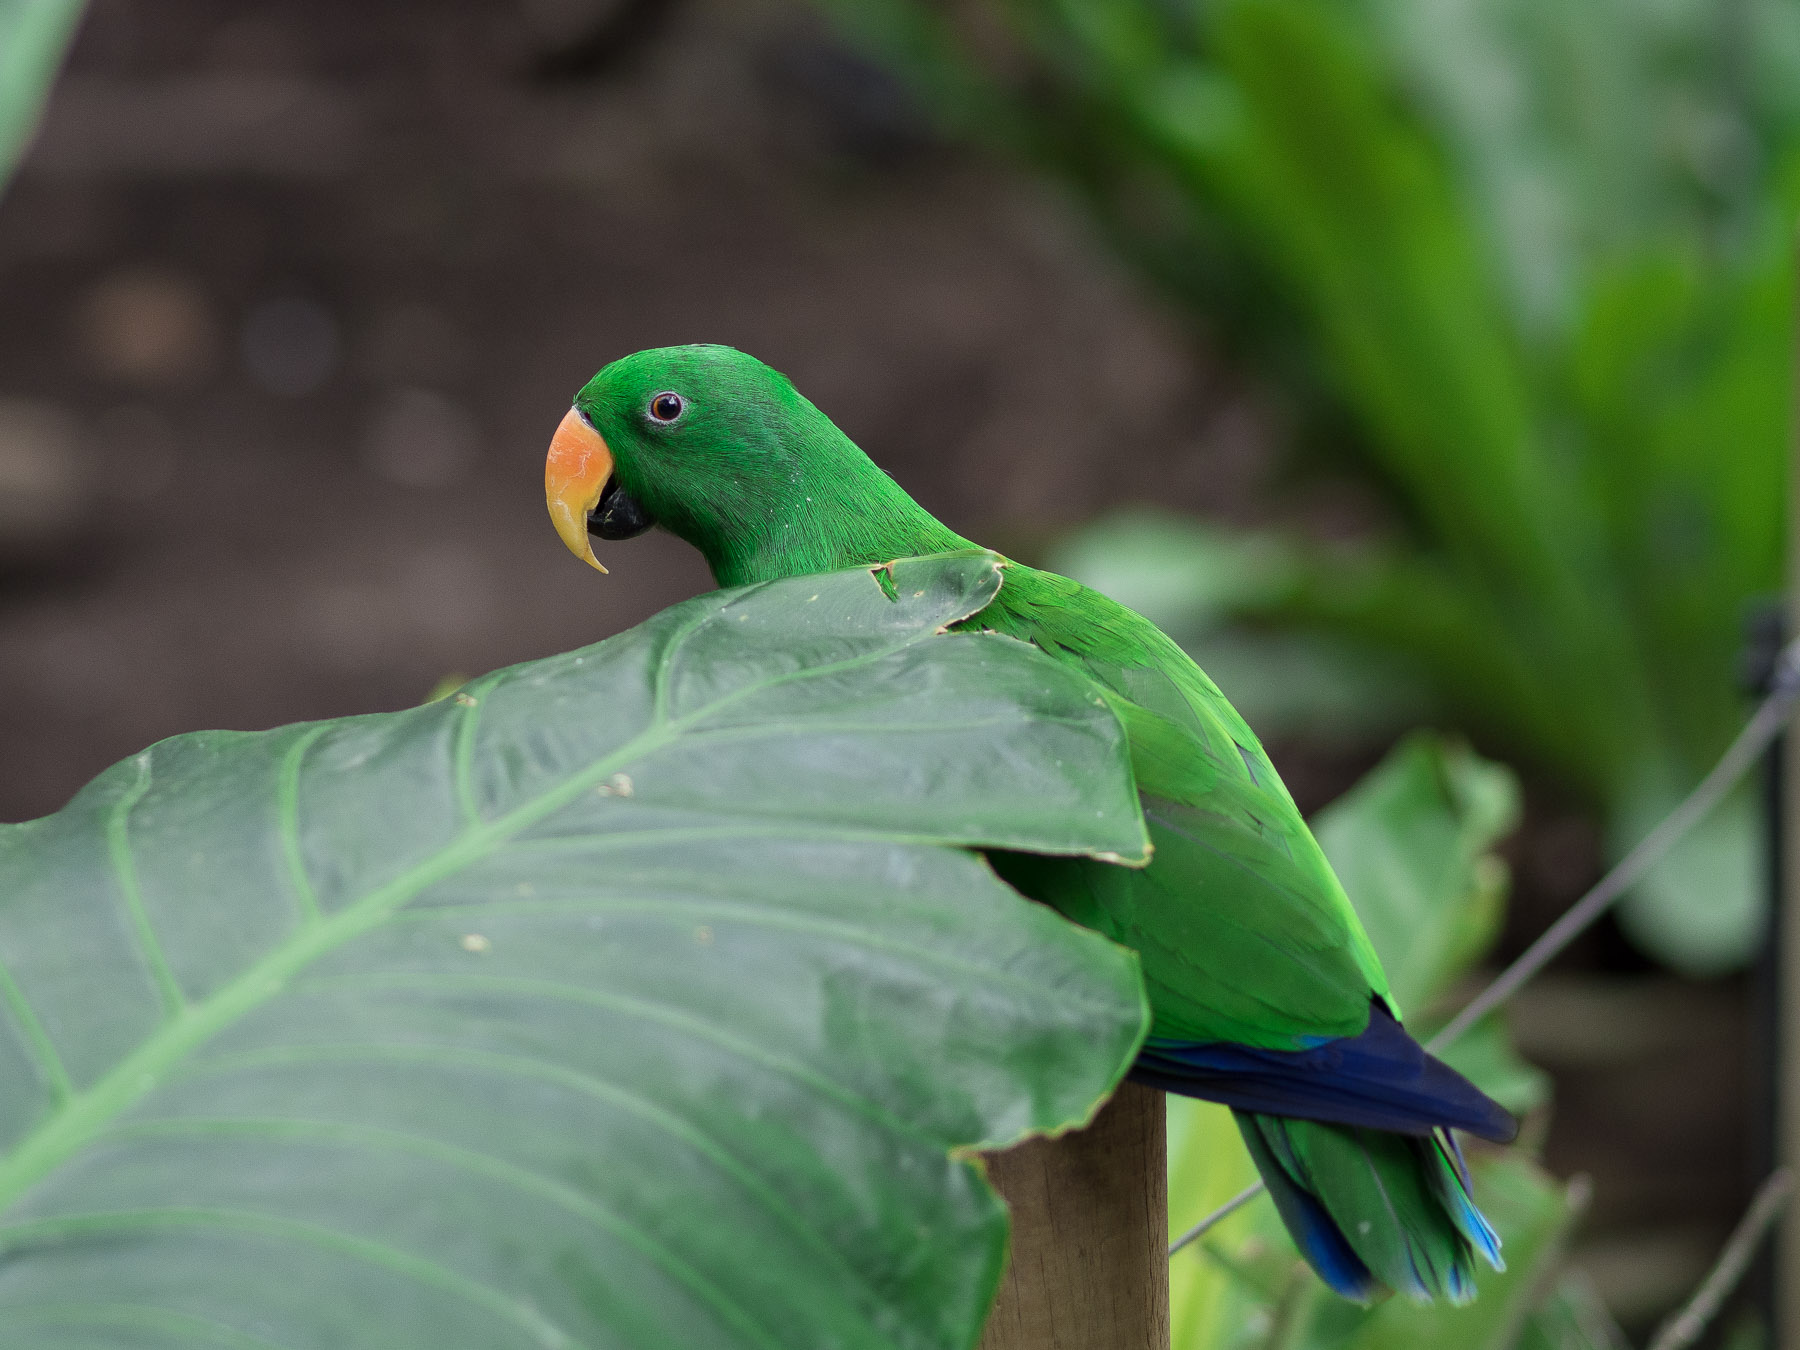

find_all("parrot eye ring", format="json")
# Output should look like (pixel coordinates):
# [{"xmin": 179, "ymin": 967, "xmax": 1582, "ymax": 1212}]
[{"xmin": 648, "ymin": 391, "xmax": 685, "ymax": 424}]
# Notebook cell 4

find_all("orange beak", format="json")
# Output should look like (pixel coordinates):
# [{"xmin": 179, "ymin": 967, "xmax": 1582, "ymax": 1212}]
[{"xmin": 545, "ymin": 407, "xmax": 613, "ymax": 573}]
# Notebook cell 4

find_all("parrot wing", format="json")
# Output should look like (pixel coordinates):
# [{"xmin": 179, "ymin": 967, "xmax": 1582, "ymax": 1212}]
[{"xmin": 973, "ymin": 563, "xmax": 1392, "ymax": 1049}]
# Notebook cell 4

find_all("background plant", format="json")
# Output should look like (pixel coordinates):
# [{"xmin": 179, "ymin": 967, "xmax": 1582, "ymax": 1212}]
[
  {"xmin": 0, "ymin": 0, "xmax": 83, "ymax": 191},
  {"xmin": 819, "ymin": 0, "xmax": 1800, "ymax": 973}
]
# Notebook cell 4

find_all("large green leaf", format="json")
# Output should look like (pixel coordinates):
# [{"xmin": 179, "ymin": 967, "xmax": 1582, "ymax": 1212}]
[
  {"xmin": 1516, "ymin": 1270, "xmax": 1631, "ymax": 1350},
  {"xmin": 0, "ymin": 553, "xmax": 1152, "ymax": 1350}
]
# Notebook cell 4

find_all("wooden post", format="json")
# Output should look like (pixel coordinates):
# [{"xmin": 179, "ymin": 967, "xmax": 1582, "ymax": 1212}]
[{"xmin": 978, "ymin": 1083, "xmax": 1170, "ymax": 1350}]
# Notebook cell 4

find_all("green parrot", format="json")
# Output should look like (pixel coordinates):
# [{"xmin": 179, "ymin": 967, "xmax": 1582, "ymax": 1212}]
[{"xmin": 544, "ymin": 344, "xmax": 1514, "ymax": 1304}]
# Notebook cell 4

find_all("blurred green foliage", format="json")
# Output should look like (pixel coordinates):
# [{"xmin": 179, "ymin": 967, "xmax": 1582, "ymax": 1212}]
[
  {"xmin": 0, "ymin": 1, "xmax": 83, "ymax": 193},
  {"xmin": 1169, "ymin": 733, "xmax": 1619, "ymax": 1349},
  {"xmin": 820, "ymin": 0, "xmax": 1798, "ymax": 972}
]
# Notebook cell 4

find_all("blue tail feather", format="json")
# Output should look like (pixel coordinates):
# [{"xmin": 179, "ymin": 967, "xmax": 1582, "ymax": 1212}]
[
  {"xmin": 1426, "ymin": 1133, "xmax": 1503, "ymax": 1270},
  {"xmin": 1131, "ymin": 999, "xmax": 1516, "ymax": 1142},
  {"xmin": 1235, "ymin": 1115, "xmax": 1381, "ymax": 1303},
  {"xmin": 1149, "ymin": 1001, "xmax": 1513, "ymax": 1303}
]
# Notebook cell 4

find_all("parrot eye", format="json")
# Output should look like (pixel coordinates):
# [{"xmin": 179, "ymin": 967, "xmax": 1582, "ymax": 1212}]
[{"xmin": 648, "ymin": 392, "xmax": 685, "ymax": 424}]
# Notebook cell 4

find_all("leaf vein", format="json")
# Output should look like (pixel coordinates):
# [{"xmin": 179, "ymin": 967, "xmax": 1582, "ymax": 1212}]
[
  {"xmin": 0, "ymin": 1208, "xmax": 586, "ymax": 1349},
  {"xmin": 4, "ymin": 1301, "xmax": 299, "ymax": 1349},
  {"xmin": 276, "ymin": 725, "xmax": 329, "ymax": 928},
  {"xmin": 453, "ymin": 672, "xmax": 506, "ymax": 827},
  {"xmin": 505, "ymin": 826, "xmax": 959, "ymax": 852},
  {"xmin": 649, "ymin": 594, "xmax": 740, "ymax": 725},
  {"xmin": 105, "ymin": 754, "xmax": 186, "ymax": 1017},
  {"xmin": 287, "ymin": 972, "xmax": 942, "ymax": 1148},
  {"xmin": 0, "ymin": 589, "xmax": 1031, "ymax": 1217},
  {"xmin": 383, "ymin": 895, "xmax": 1130, "ymax": 1014},
  {"xmin": 0, "ymin": 953, "xmax": 73, "ymax": 1108},
  {"xmin": 99, "ymin": 1115, "xmax": 805, "ymax": 1350},
  {"xmin": 173, "ymin": 1050, "xmax": 909, "ymax": 1342},
  {"xmin": 671, "ymin": 711, "xmax": 1102, "ymax": 744}
]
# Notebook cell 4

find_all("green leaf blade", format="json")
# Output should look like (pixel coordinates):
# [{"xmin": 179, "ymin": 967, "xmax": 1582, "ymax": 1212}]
[{"xmin": 0, "ymin": 554, "xmax": 1149, "ymax": 1350}]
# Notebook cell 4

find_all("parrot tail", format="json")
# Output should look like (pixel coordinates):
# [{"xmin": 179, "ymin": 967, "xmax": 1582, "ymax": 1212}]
[
  {"xmin": 1235, "ymin": 1113, "xmax": 1499, "ymax": 1303},
  {"xmin": 1133, "ymin": 999, "xmax": 1512, "ymax": 1301}
]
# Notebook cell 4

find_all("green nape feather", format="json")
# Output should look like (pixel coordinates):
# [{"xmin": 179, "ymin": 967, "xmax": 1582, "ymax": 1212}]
[{"xmin": 566, "ymin": 344, "xmax": 1512, "ymax": 1303}]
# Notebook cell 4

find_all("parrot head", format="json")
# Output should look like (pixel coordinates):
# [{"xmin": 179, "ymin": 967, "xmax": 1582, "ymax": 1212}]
[
  {"xmin": 544, "ymin": 344, "xmax": 962, "ymax": 585},
  {"xmin": 545, "ymin": 344, "xmax": 776, "ymax": 573}
]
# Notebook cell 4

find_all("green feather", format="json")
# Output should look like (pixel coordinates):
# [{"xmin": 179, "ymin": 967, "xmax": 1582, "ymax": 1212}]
[{"xmin": 974, "ymin": 562, "xmax": 1391, "ymax": 1047}]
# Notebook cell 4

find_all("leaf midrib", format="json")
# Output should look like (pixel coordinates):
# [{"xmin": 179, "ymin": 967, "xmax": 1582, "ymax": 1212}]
[{"xmin": 0, "ymin": 613, "xmax": 973, "ymax": 1215}]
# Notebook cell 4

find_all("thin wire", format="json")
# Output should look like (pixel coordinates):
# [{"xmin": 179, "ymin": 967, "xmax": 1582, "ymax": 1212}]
[
  {"xmin": 1645, "ymin": 1168, "xmax": 1794, "ymax": 1350},
  {"xmin": 1168, "ymin": 1182, "xmax": 1260, "ymax": 1256},
  {"xmin": 1431, "ymin": 647, "xmax": 1800, "ymax": 1050},
  {"xmin": 1169, "ymin": 638, "xmax": 1800, "ymax": 1260}
]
